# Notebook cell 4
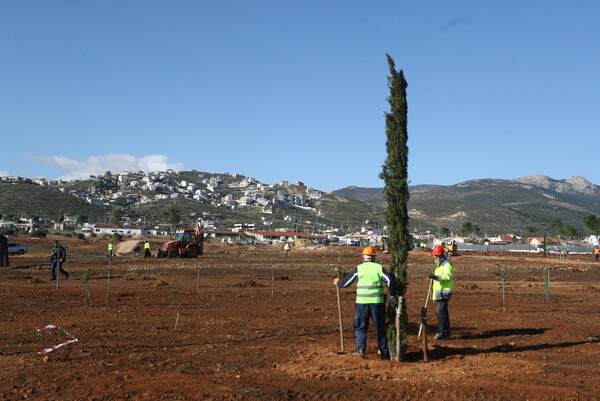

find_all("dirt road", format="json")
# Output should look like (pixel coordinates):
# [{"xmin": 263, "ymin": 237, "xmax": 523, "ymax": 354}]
[{"xmin": 1, "ymin": 237, "xmax": 599, "ymax": 400}]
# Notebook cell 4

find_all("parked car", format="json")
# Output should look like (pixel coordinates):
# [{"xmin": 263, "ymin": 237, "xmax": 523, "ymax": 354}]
[{"xmin": 7, "ymin": 242, "xmax": 28, "ymax": 255}]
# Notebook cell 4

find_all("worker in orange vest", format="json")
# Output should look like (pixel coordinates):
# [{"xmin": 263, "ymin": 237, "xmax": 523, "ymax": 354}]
[{"xmin": 593, "ymin": 246, "xmax": 600, "ymax": 262}]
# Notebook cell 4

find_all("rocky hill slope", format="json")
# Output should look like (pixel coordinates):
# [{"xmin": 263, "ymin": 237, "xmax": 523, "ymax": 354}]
[
  {"xmin": 3, "ymin": 172, "xmax": 598, "ymax": 235},
  {"xmin": 334, "ymin": 176, "xmax": 600, "ymax": 234}
]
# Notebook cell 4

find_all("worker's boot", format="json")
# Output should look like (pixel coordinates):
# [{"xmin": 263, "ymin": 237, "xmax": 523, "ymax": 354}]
[{"xmin": 353, "ymin": 348, "xmax": 365, "ymax": 357}]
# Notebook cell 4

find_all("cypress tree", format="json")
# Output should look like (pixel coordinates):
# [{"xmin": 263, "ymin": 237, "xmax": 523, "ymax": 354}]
[{"xmin": 379, "ymin": 54, "xmax": 410, "ymax": 358}]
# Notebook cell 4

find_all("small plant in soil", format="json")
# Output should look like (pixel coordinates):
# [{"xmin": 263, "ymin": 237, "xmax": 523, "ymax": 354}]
[{"xmin": 80, "ymin": 268, "xmax": 91, "ymax": 298}]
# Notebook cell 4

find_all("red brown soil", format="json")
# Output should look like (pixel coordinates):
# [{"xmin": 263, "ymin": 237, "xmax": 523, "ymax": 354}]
[{"xmin": 1, "ymin": 237, "xmax": 599, "ymax": 400}]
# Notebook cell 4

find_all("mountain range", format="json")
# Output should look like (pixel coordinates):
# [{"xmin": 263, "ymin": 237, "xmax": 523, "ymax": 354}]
[
  {"xmin": 333, "ymin": 175, "xmax": 600, "ymax": 235},
  {"xmin": 1, "ymin": 173, "xmax": 598, "ymax": 236}
]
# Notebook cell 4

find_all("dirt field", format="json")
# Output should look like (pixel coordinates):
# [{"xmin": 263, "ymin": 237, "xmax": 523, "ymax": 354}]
[{"xmin": 1, "ymin": 236, "xmax": 599, "ymax": 400}]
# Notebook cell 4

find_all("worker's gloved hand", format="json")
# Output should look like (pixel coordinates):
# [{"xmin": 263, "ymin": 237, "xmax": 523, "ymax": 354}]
[
  {"xmin": 428, "ymin": 274, "xmax": 437, "ymax": 280},
  {"xmin": 390, "ymin": 296, "xmax": 398, "ymax": 310},
  {"xmin": 333, "ymin": 278, "xmax": 339, "ymax": 285}
]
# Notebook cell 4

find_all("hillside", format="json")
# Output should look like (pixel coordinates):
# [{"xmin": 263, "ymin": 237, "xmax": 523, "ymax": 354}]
[
  {"xmin": 3, "ymin": 173, "xmax": 599, "ymax": 235},
  {"xmin": 0, "ymin": 172, "xmax": 385, "ymax": 232},
  {"xmin": 334, "ymin": 176, "xmax": 600, "ymax": 234},
  {"xmin": 0, "ymin": 182, "xmax": 104, "ymax": 220}
]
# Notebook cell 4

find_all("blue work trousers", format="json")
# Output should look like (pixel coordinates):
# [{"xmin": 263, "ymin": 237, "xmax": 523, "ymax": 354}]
[
  {"xmin": 436, "ymin": 299, "xmax": 451, "ymax": 337},
  {"xmin": 353, "ymin": 303, "xmax": 389, "ymax": 355}
]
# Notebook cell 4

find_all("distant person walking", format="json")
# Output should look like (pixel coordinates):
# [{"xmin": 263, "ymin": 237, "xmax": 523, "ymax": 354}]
[
  {"xmin": 108, "ymin": 241, "xmax": 114, "ymax": 258},
  {"xmin": 429, "ymin": 245, "xmax": 455, "ymax": 340},
  {"xmin": 144, "ymin": 240, "xmax": 151, "ymax": 258},
  {"xmin": 283, "ymin": 242, "xmax": 291, "ymax": 258},
  {"xmin": 334, "ymin": 246, "xmax": 396, "ymax": 359},
  {"xmin": 594, "ymin": 246, "xmax": 600, "ymax": 262},
  {"xmin": 0, "ymin": 233, "xmax": 9, "ymax": 267},
  {"xmin": 50, "ymin": 240, "xmax": 68, "ymax": 281}
]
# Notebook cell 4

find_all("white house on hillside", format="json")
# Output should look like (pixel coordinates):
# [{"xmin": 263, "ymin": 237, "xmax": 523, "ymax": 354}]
[{"xmin": 92, "ymin": 224, "xmax": 157, "ymax": 236}]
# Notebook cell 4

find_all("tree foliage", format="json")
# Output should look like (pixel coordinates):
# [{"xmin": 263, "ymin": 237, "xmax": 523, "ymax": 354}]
[
  {"xmin": 472, "ymin": 224, "xmax": 482, "ymax": 238},
  {"xmin": 561, "ymin": 225, "xmax": 577, "ymax": 240},
  {"xmin": 522, "ymin": 226, "xmax": 538, "ymax": 238},
  {"xmin": 583, "ymin": 214, "xmax": 600, "ymax": 235},
  {"xmin": 161, "ymin": 205, "xmax": 181, "ymax": 232},
  {"xmin": 460, "ymin": 222, "xmax": 473, "ymax": 237},
  {"xmin": 111, "ymin": 207, "xmax": 126, "ymax": 225},
  {"xmin": 379, "ymin": 54, "xmax": 410, "ymax": 357},
  {"xmin": 548, "ymin": 218, "xmax": 564, "ymax": 237},
  {"xmin": 548, "ymin": 218, "xmax": 577, "ymax": 239}
]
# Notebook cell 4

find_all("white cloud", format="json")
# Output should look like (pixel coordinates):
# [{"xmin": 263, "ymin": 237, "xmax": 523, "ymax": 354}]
[
  {"xmin": 0, "ymin": 171, "xmax": 10, "ymax": 177},
  {"xmin": 25, "ymin": 153, "xmax": 184, "ymax": 180}
]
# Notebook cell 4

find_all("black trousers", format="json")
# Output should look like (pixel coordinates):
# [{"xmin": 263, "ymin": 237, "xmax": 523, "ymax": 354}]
[
  {"xmin": 436, "ymin": 299, "xmax": 451, "ymax": 337},
  {"xmin": 0, "ymin": 250, "xmax": 8, "ymax": 267}
]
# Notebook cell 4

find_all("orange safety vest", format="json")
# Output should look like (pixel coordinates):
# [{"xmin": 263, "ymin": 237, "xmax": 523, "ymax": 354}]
[{"xmin": 594, "ymin": 247, "xmax": 600, "ymax": 255}]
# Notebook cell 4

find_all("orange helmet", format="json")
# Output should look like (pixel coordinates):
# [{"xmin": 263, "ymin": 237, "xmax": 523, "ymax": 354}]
[
  {"xmin": 362, "ymin": 246, "xmax": 376, "ymax": 256},
  {"xmin": 432, "ymin": 245, "xmax": 445, "ymax": 256}
]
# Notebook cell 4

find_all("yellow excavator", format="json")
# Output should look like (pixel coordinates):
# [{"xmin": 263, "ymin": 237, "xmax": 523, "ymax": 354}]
[{"xmin": 441, "ymin": 240, "xmax": 458, "ymax": 257}]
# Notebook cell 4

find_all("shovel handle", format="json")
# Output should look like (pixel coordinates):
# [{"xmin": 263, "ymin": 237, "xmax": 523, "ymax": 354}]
[{"xmin": 418, "ymin": 279, "xmax": 434, "ymax": 339}]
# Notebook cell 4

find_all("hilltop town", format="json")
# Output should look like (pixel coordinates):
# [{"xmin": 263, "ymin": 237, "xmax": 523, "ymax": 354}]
[{"xmin": 0, "ymin": 170, "xmax": 386, "ymax": 245}]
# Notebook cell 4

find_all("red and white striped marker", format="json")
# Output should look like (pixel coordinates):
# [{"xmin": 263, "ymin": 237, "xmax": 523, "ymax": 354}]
[{"xmin": 36, "ymin": 324, "xmax": 79, "ymax": 355}]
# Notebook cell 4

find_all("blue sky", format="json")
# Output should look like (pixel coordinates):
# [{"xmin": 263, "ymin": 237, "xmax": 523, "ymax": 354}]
[{"xmin": 1, "ymin": 1, "xmax": 599, "ymax": 191}]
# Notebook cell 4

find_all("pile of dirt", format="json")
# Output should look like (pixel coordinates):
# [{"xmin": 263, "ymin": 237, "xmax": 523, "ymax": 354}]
[
  {"xmin": 115, "ymin": 240, "xmax": 143, "ymax": 255},
  {"xmin": 294, "ymin": 239, "xmax": 314, "ymax": 247}
]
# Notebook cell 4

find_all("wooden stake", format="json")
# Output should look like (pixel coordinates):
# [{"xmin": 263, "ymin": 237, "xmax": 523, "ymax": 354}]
[
  {"xmin": 336, "ymin": 257, "xmax": 345, "ymax": 353},
  {"xmin": 395, "ymin": 296, "xmax": 403, "ymax": 361},
  {"xmin": 544, "ymin": 268, "xmax": 551, "ymax": 303},
  {"xmin": 55, "ymin": 245, "xmax": 60, "ymax": 291},
  {"xmin": 196, "ymin": 264, "xmax": 200, "ymax": 292},
  {"xmin": 106, "ymin": 252, "xmax": 111, "ymax": 306},
  {"xmin": 174, "ymin": 312, "xmax": 180, "ymax": 330},
  {"xmin": 421, "ymin": 307, "xmax": 428, "ymax": 362}
]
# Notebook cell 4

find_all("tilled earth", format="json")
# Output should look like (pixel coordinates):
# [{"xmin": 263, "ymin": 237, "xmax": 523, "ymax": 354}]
[{"xmin": 1, "ymin": 237, "xmax": 599, "ymax": 400}]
